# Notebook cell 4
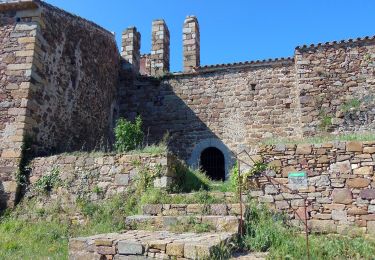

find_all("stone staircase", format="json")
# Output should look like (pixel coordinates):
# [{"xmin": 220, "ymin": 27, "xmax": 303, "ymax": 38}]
[{"xmin": 68, "ymin": 192, "xmax": 251, "ymax": 259}]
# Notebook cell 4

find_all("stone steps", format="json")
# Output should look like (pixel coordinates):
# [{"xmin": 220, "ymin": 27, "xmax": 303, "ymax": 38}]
[
  {"xmin": 69, "ymin": 230, "xmax": 237, "ymax": 259},
  {"xmin": 125, "ymin": 214, "xmax": 240, "ymax": 233},
  {"xmin": 143, "ymin": 202, "xmax": 246, "ymax": 217},
  {"xmin": 168, "ymin": 191, "xmax": 247, "ymax": 203}
]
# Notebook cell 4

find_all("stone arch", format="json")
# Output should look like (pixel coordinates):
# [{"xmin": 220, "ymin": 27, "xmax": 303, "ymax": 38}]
[{"xmin": 188, "ymin": 138, "xmax": 234, "ymax": 180}]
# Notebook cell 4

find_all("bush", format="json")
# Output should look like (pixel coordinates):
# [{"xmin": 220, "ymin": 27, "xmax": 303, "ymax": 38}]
[{"xmin": 114, "ymin": 116, "xmax": 144, "ymax": 152}]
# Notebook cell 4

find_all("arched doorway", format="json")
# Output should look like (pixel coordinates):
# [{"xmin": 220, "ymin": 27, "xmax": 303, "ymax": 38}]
[{"xmin": 200, "ymin": 147, "xmax": 225, "ymax": 181}]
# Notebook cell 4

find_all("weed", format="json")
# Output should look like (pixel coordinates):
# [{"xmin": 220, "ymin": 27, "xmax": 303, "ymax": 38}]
[
  {"xmin": 114, "ymin": 116, "xmax": 144, "ymax": 152},
  {"xmin": 34, "ymin": 167, "xmax": 61, "ymax": 193},
  {"xmin": 341, "ymin": 98, "xmax": 361, "ymax": 113}
]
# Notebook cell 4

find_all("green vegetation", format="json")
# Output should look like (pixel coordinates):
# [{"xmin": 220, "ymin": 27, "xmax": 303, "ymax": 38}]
[
  {"xmin": 34, "ymin": 167, "xmax": 61, "ymax": 193},
  {"xmin": 114, "ymin": 116, "xmax": 144, "ymax": 152},
  {"xmin": 341, "ymin": 98, "xmax": 361, "ymax": 113},
  {"xmin": 318, "ymin": 110, "xmax": 333, "ymax": 131},
  {"xmin": 262, "ymin": 132, "xmax": 375, "ymax": 145},
  {"xmin": 242, "ymin": 201, "xmax": 375, "ymax": 259}
]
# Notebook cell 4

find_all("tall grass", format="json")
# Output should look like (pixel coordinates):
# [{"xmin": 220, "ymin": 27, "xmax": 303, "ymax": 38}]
[{"xmin": 243, "ymin": 201, "xmax": 375, "ymax": 259}]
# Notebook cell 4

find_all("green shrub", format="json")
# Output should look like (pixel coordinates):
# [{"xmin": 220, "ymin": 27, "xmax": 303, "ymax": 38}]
[
  {"xmin": 341, "ymin": 98, "xmax": 361, "ymax": 113},
  {"xmin": 34, "ymin": 167, "xmax": 61, "ymax": 193},
  {"xmin": 114, "ymin": 116, "xmax": 144, "ymax": 152}
]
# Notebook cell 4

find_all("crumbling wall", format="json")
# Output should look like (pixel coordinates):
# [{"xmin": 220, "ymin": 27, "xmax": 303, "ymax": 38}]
[{"xmin": 295, "ymin": 38, "xmax": 375, "ymax": 136}]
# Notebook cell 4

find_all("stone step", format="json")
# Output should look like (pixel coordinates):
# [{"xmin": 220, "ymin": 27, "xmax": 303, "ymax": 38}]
[
  {"xmin": 69, "ymin": 230, "xmax": 237, "ymax": 259},
  {"xmin": 125, "ymin": 215, "xmax": 240, "ymax": 233},
  {"xmin": 143, "ymin": 203, "xmax": 246, "ymax": 217},
  {"xmin": 168, "ymin": 191, "xmax": 247, "ymax": 203}
]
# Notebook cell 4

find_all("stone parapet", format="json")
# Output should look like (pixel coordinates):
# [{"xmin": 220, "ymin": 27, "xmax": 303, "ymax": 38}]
[
  {"xmin": 121, "ymin": 26, "xmax": 141, "ymax": 73},
  {"xmin": 183, "ymin": 15, "xmax": 200, "ymax": 72}
]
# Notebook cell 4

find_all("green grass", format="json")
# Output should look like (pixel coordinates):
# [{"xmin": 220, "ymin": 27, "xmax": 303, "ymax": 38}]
[
  {"xmin": 262, "ymin": 132, "xmax": 375, "ymax": 145},
  {"xmin": 129, "ymin": 143, "xmax": 168, "ymax": 155},
  {"xmin": 243, "ymin": 201, "xmax": 375, "ymax": 259}
]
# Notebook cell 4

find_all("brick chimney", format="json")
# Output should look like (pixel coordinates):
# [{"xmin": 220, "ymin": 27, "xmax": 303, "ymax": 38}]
[
  {"xmin": 183, "ymin": 16, "xmax": 200, "ymax": 72},
  {"xmin": 121, "ymin": 27, "xmax": 141, "ymax": 73},
  {"xmin": 151, "ymin": 19, "xmax": 170, "ymax": 76}
]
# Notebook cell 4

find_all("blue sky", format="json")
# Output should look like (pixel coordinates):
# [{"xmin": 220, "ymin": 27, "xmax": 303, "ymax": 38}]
[{"xmin": 46, "ymin": 0, "xmax": 375, "ymax": 72}]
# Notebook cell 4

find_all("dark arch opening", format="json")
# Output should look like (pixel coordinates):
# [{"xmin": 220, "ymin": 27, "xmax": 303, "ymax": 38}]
[{"xmin": 200, "ymin": 147, "xmax": 225, "ymax": 181}]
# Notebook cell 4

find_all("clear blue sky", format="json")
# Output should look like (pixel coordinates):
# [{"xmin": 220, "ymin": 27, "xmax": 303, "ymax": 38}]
[{"xmin": 46, "ymin": 0, "xmax": 375, "ymax": 72}]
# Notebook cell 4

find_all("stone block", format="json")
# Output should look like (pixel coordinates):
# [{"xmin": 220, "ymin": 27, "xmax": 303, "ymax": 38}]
[
  {"xmin": 166, "ymin": 243, "xmax": 184, "ymax": 257},
  {"xmin": 346, "ymin": 141, "xmax": 363, "ymax": 152},
  {"xmin": 210, "ymin": 204, "xmax": 228, "ymax": 215},
  {"xmin": 282, "ymin": 166, "xmax": 296, "ymax": 178},
  {"xmin": 353, "ymin": 166, "xmax": 373, "ymax": 175},
  {"xmin": 332, "ymin": 210, "xmax": 347, "ymax": 221},
  {"xmin": 143, "ymin": 204, "xmax": 162, "ymax": 215},
  {"xmin": 360, "ymin": 189, "xmax": 375, "ymax": 200},
  {"xmin": 275, "ymin": 200, "xmax": 289, "ymax": 210},
  {"xmin": 153, "ymin": 176, "xmax": 172, "ymax": 188},
  {"xmin": 330, "ymin": 160, "xmax": 351, "ymax": 174},
  {"xmin": 296, "ymin": 144, "xmax": 312, "ymax": 155},
  {"xmin": 117, "ymin": 241, "xmax": 144, "ymax": 255},
  {"xmin": 347, "ymin": 178, "xmax": 371, "ymax": 188},
  {"xmin": 264, "ymin": 184, "xmax": 278, "ymax": 195},
  {"xmin": 308, "ymin": 220, "xmax": 336, "ymax": 233},
  {"xmin": 114, "ymin": 174, "xmax": 129, "ymax": 186},
  {"xmin": 332, "ymin": 189, "xmax": 352, "ymax": 204},
  {"xmin": 368, "ymin": 205, "xmax": 375, "ymax": 214},
  {"xmin": 95, "ymin": 239, "xmax": 114, "ymax": 246},
  {"xmin": 97, "ymin": 246, "xmax": 116, "ymax": 255},
  {"xmin": 364, "ymin": 147, "xmax": 375, "ymax": 154},
  {"xmin": 367, "ymin": 221, "xmax": 375, "ymax": 235}
]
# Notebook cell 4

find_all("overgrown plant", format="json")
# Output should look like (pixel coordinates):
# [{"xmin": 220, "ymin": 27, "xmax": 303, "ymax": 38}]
[
  {"xmin": 318, "ymin": 110, "xmax": 333, "ymax": 131},
  {"xmin": 114, "ymin": 116, "xmax": 144, "ymax": 152},
  {"xmin": 341, "ymin": 98, "xmax": 361, "ymax": 113},
  {"xmin": 34, "ymin": 167, "xmax": 61, "ymax": 193}
]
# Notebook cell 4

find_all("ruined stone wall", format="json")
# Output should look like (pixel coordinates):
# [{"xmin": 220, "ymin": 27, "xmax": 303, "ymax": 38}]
[
  {"xmin": 295, "ymin": 39, "xmax": 375, "ymax": 136},
  {"xmin": 253, "ymin": 141, "xmax": 375, "ymax": 235},
  {"xmin": 28, "ymin": 2, "xmax": 120, "ymax": 155},
  {"xmin": 28, "ymin": 152, "xmax": 176, "ymax": 205},
  {"xmin": 0, "ymin": 4, "xmax": 40, "ymax": 209},
  {"xmin": 120, "ymin": 60, "xmax": 302, "ymax": 163}
]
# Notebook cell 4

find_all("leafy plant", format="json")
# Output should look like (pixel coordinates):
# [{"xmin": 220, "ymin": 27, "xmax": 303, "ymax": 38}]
[
  {"xmin": 341, "ymin": 98, "xmax": 361, "ymax": 113},
  {"xmin": 114, "ymin": 116, "xmax": 144, "ymax": 152},
  {"xmin": 318, "ymin": 110, "xmax": 333, "ymax": 131},
  {"xmin": 34, "ymin": 167, "xmax": 61, "ymax": 193}
]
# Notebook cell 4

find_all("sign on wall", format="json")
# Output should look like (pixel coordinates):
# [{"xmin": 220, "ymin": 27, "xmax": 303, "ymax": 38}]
[{"xmin": 288, "ymin": 172, "xmax": 307, "ymax": 190}]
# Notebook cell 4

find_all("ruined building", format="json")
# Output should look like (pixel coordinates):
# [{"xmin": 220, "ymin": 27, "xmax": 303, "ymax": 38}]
[{"xmin": 1, "ymin": 0, "xmax": 375, "ymax": 209}]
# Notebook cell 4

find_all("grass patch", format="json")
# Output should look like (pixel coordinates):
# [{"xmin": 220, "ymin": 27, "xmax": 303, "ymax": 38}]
[
  {"xmin": 169, "ymin": 216, "xmax": 215, "ymax": 233},
  {"xmin": 262, "ymin": 132, "xmax": 375, "ymax": 145},
  {"xmin": 243, "ymin": 201, "xmax": 375, "ymax": 259},
  {"xmin": 128, "ymin": 143, "xmax": 168, "ymax": 155}
]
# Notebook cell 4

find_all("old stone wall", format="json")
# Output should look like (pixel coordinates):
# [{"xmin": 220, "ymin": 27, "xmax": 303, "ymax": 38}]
[
  {"xmin": 0, "ymin": 3, "xmax": 40, "ymax": 209},
  {"xmin": 27, "ymin": 2, "xmax": 120, "ymax": 155},
  {"xmin": 252, "ymin": 141, "xmax": 375, "ymax": 235},
  {"xmin": 120, "ymin": 60, "xmax": 302, "ymax": 165},
  {"xmin": 296, "ymin": 38, "xmax": 375, "ymax": 136},
  {"xmin": 27, "ymin": 152, "xmax": 176, "ymax": 205}
]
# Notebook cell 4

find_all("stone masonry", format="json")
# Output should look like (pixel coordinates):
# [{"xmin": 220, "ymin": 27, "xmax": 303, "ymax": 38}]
[
  {"xmin": 150, "ymin": 19, "xmax": 170, "ymax": 76},
  {"xmin": 27, "ymin": 152, "xmax": 178, "ymax": 205},
  {"xmin": 248, "ymin": 140, "xmax": 375, "ymax": 235},
  {"xmin": 1, "ymin": 0, "xmax": 375, "ymax": 211},
  {"xmin": 121, "ymin": 26, "xmax": 141, "ymax": 73},
  {"xmin": 183, "ymin": 15, "xmax": 200, "ymax": 72}
]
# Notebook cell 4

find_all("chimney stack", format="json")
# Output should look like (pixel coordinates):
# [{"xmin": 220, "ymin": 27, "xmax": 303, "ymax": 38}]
[
  {"xmin": 121, "ymin": 27, "xmax": 141, "ymax": 73},
  {"xmin": 151, "ymin": 19, "xmax": 170, "ymax": 76},
  {"xmin": 183, "ymin": 16, "xmax": 200, "ymax": 72}
]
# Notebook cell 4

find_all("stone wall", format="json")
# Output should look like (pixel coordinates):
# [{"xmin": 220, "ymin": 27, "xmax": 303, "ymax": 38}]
[
  {"xmin": 27, "ymin": 152, "xmax": 176, "ymax": 205},
  {"xmin": 296, "ymin": 38, "xmax": 375, "ymax": 136},
  {"xmin": 120, "ymin": 59, "xmax": 302, "ymax": 165},
  {"xmin": 252, "ymin": 141, "xmax": 375, "ymax": 235},
  {"xmin": 28, "ymin": 2, "xmax": 119, "ymax": 155},
  {"xmin": 0, "ymin": 1, "xmax": 40, "ymax": 209}
]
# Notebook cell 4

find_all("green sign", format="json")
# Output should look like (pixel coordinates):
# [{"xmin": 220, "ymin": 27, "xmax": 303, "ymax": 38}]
[{"xmin": 288, "ymin": 171, "xmax": 307, "ymax": 190}]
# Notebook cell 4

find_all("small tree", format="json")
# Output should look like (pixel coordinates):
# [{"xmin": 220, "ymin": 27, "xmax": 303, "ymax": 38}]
[{"xmin": 114, "ymin": 116, "xmax": 144, "ymax": 152}]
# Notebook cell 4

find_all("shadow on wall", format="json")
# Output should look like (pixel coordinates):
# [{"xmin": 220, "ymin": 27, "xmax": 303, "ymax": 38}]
[
  {"xmin": 0, "ymin": 181, "xmax": 8, "ymax": 212},
  {"xmin": 119, "ymin": 75, "xmax": 236, "ymax": 180}
]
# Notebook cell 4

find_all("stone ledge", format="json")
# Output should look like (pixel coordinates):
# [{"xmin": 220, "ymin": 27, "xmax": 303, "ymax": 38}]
[{"xmin": 0, "ymin": 0, "xmax": 39, "ymax": 12}]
